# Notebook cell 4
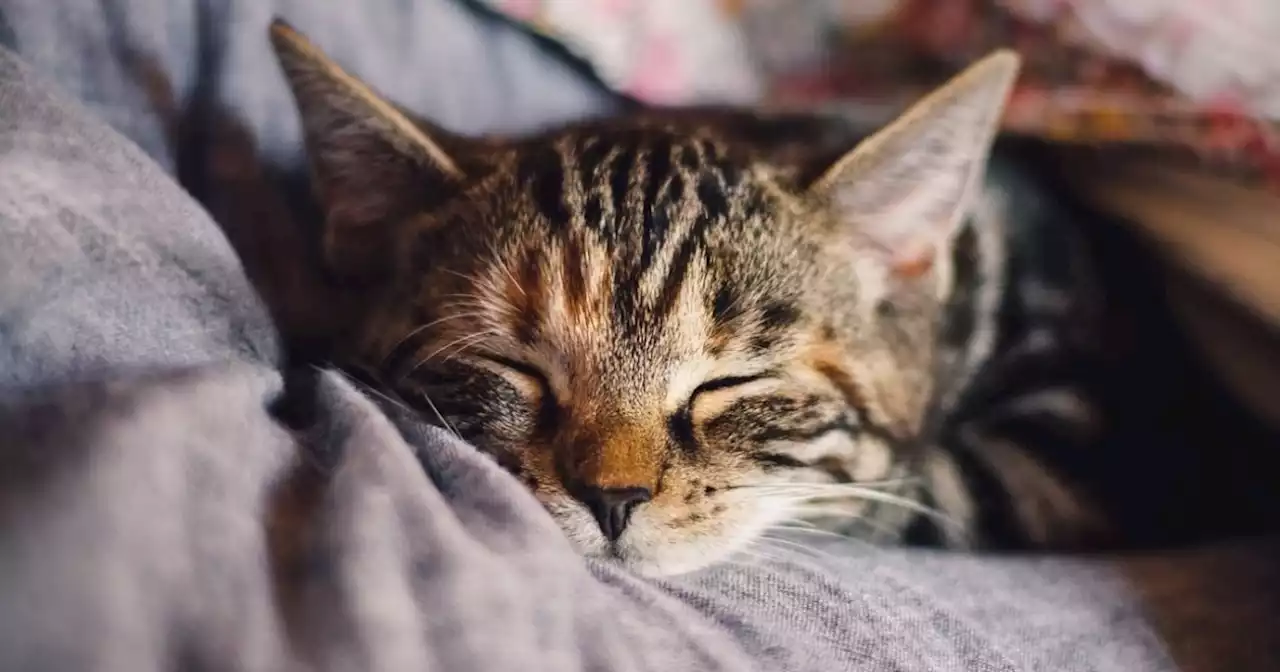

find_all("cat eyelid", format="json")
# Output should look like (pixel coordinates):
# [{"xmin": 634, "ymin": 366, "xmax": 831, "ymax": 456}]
[
  {"xmin": 477, "ymin": 354, "xmax": 553, "ymax": 395},
  {"xmin": 684, "ymin": 372, "xmax": 778, "ymax": 426},
  {"xmin": 690, "ymin": 372, "xmax": 775, "ymax": 400}
]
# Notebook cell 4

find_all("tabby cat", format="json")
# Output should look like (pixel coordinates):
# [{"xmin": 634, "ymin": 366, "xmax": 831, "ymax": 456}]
[{"xmin": 268, "ymin": 20, "xmax": 1108, "ymax": 576}]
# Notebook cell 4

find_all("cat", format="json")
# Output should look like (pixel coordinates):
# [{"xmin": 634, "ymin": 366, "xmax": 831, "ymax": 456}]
[{"xmin": 267, "ymin": 19, "xmax": 1110, "ymax": 576}]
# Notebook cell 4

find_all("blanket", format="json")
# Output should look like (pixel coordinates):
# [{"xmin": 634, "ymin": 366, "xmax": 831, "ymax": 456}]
[{"xmin": 482, "ymin": 0, "xmax": 1280, "ymax": 189}]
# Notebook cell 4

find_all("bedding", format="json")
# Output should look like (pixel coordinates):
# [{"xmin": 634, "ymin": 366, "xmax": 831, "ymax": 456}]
[
  {"xmin": 0, "ymin": 2, "xmax": 1278, "ymax": 671},
  {"xmin": 484, "ymin": 0, "xmax": 1280, "ymax": 189}
]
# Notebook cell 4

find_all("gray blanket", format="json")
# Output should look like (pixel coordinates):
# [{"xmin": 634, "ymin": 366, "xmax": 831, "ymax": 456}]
[{"xmin": 1, "ymin": 2, "xmax": 1279, "ymax": 671}]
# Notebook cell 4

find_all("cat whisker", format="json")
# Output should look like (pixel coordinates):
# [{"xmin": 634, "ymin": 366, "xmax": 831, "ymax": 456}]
[
  {"xmin": 773, "ymin": 525, "xmax": 882, "ymax": 553},
  {"xmin": 769, "ymin": 520, "xmax": 853, "ymax": 541},
  {"xmin": 434, "ymin": 292, "xmax": 498, "ymax": 315},
  {"xmin": 441, "ymin": 267, "xmax": 514, "ymax": 312},
  {"xmin": 416, "ymin": 387, "xmax": 462, "ymax": 439},
  {"xmin": 728, "ymin": 477, "xmax": 915, "ymax": 492},
  {"xmin": 332, "ymin": 365, "xmax": 419, "ymax": 416},
  {"xmin": 731, "ymin": 544, "xmax": 792, "ymax": 566},
  {"xmin": 755, "ymin": 534, "xmax": 833, "ymax": 561},
  {"xmin": 774, "ymin": 523, "xmax": 889, "ymax": 550},
  {"xmin": 717, "ymin": 557, "xmax": 776, "ymax": 572},
  {"xmin": 771, "ymin": 516, "xmax": 822, "ymax": 531},
  {"xmin": 436, "ymin": 293, "xmax": 488, "ymax": 307},
  {"xmin": 340, "ymin": 363, "xmax": 464, "ymax": 440},
  {"xmin": 380, "ymin": 311, "xmax": 490, "ymax": 371},
  {"xmin": 486, "ymin": 240, "xmax": 526, "ymax": 298},
  {"xmin": 746, "ymin": 487, "xmax": 935, "ymax": 514},
  {"xmin": 744, "ymin": 482, "xmax": 920, "ymax": 498},
  {"xmin": 785, "ymin": 505, "xmax": 904, "ymax": 532},
  {"xmin": 750, "ymin": 483, "xmax": 957, "ymax": 529},
  {"xmin": 401, "ymin": 329, "xmax": 499, "ymax": 379},
  {"xmin": 788, "ymin": 498, "xmax": 960, "ymax": 532},
  {"xmin": 440, "ymin": 330, "xmax": 502, "ymax": 363},
  {"xmin": 440, "ymin": 268, "xmax": 483, "ymax": 286}
]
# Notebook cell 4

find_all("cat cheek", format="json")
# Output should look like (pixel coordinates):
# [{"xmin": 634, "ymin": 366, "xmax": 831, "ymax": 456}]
[{"xmin": 497, "ymin": 443, "xmax": 561, "ymax": 494}]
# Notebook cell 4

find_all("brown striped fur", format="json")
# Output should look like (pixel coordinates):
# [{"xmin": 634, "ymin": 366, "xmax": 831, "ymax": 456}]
[{"xmin": 271, "ymin": 20, "xmax": 1020, "ymax": 575}]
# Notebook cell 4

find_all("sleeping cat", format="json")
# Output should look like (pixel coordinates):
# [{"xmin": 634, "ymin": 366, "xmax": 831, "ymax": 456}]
[{"xmin": 267, "ymin": 20, "xmax": 1109, "ymax": 575}]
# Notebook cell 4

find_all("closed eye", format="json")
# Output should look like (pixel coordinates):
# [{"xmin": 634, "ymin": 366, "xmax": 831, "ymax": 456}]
[
  {"xmin": 691, "ymin": 368, "xmax": 778, "ymax": 407},
  {"xmin": 690, "ymin": 373, "xmax": 775, "ymax": 401},
  {"xmin": 671, "ymin": 372, "xmax": 778, "ymax": 452},
  {"xmin": 476, "ymin": 354, "xmax": 553, "ymax": 399}
]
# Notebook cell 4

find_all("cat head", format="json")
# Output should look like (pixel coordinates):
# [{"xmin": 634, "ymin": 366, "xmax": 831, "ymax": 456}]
[{"xmin": 270, "ymin": 20, "xmax": 1019, "ymax": 575}]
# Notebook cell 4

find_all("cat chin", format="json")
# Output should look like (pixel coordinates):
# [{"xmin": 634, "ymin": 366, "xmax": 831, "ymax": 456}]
[
  {"xmin": 609, "ymin": 535, "xmax": 752, "ymax": 577},
  {"xmin": 551, "ymin": 496, "xmax": 788, "ymax": 577}
]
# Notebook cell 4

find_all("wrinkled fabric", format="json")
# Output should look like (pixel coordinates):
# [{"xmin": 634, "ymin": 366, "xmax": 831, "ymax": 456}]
[
  {"xmin": 0, "ymin": 3, "xmax": 1279, "ymax": 672},
  {"xmin": 0, "ymin": 0, "xmax": 627, "ymax": 346}
]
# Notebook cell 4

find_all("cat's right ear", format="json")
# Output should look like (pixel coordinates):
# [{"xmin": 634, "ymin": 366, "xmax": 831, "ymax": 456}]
[
  {"xmin": 808, "ymin": 51, "xmax": 1019, "ymax": 289},
  {"xmin": 269, "ymin": 19, "xmax": 466, "ymax": 280}
]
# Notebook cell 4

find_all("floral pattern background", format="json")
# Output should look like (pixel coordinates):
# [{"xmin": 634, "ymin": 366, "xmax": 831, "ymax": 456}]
[{"xmin": 481, "ymin": 0, "xmax": 1280, "ymax": 189}]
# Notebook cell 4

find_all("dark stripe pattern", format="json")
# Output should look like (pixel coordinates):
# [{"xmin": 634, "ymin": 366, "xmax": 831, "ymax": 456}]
[{"xmin": 511, "ymin": 126, "xmax": 795, "ymax": 344}]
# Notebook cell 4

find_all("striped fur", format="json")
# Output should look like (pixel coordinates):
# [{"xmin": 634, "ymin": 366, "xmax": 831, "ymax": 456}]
[
  {"xmin": 271, "ymin": 21, "xmax": 1033, "ymax": 575},
  {"xmin": 908, "ymin": 162, "xmax": 1114, "ymax": 550}
]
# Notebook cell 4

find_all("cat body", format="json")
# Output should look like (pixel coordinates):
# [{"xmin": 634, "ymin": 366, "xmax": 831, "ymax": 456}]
[{"xmin": 268, "ymin": 20, "xmax": 1111, "ymax": 575}]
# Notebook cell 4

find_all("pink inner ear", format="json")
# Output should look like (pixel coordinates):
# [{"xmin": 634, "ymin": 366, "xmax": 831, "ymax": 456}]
[{"xmin": 890, "ymin": 246, "xmax": 935, "ymax": 279}]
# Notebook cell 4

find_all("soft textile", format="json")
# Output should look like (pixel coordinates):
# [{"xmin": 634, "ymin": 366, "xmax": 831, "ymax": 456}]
[
  {"xmin": 0, "ymin": 0, "xmax": 627, "ymax": 346},
  {"xmin": 481, "ymin": 0, "xmax": 1280, "ymax": 189},
  {"xmin": 1, "ymin": 2, "xmax": 1279, "ymax": 672}
]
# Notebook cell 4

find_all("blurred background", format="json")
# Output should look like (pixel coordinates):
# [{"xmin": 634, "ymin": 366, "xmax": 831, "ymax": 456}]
[{"xmin": 497, "ymin": 0, "xmax": 1280, "ymax": 188}]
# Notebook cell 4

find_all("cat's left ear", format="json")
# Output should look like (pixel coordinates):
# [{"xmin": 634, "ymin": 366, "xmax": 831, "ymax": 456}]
[
  {"xmin": 810, "ymin": 51, "xmax": 1020, "ymax": 282},
  {"xmin": 269, "ymin": 19, "xmax": 469, "ymax": 280}
]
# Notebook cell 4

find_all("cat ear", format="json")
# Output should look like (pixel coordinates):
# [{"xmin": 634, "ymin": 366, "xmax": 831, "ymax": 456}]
[
  {"xmin": 810, "ymin": 51, "xmax": 1020, "ymax": 281},
  {"xmin": 269, "ymin": 19, "xmax": 466, "ymax": 279}
]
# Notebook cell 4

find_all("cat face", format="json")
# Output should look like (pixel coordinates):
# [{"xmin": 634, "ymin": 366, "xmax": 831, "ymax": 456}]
[{"xmin": 270, "ymin": 20, "xmax": 1019, "ymax": 575}]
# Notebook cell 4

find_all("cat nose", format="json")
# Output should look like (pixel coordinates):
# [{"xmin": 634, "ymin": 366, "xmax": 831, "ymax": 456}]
[{"xmin": 578, "ymin": 486, "xmax": 651, "ymax": 541}]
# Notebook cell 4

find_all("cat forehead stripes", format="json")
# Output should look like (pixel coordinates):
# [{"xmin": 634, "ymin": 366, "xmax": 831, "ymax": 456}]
[{"xmin": 500, "ymin": 124, "xmax": 802, "ymax": 349}]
